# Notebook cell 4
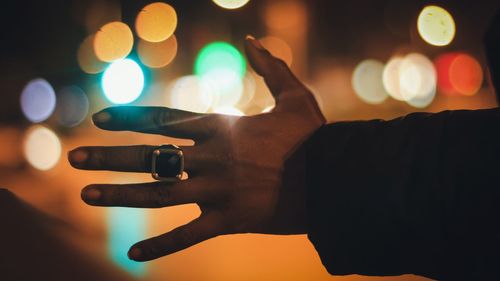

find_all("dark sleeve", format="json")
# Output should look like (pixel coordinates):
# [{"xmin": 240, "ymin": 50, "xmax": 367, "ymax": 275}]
[{"xmin": 305, "ymin": 108, "xmax": 500, "ymax": 280}]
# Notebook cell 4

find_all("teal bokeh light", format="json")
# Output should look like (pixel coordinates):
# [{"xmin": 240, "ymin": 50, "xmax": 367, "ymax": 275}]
[
  {"xmin": 107, "ymin": 208, "xmax": 147, "ymax": 277},
  {"xmin": 101, "ymin": 58, "xmax": 144, "ymax": 104}
]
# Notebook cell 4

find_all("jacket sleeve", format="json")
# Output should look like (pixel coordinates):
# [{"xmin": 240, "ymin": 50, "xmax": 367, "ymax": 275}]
[{"xmin": 305, "ymin": 108, "xmax": 500, "ymax": 280}]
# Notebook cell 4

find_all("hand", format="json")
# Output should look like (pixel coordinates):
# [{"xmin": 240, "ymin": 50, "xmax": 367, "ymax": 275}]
[{"xmin": 68, "ymin": 36, "xmax": 326, "ymax": 262}]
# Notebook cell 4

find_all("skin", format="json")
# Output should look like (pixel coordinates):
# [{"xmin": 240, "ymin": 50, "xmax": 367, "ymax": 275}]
[{"xmin": 68, "ymin": 37, "xmax": 326, "ymax": 262}]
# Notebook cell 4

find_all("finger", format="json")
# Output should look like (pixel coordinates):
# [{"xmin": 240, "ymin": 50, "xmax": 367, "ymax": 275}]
[
  {"xmin": 244, "ymin": 35, "xmax": 304, "ymax": 99},
  {"xmin": 92, "ymin": 106, "xmax": 219, "ymax": 141},
  {"xmin": 68, "ymin": 145, "xmax": 200, "ymax": 173},
  {"xmin": 128, "ymin": 213, "xmax": 222, "ymax": 261},
  {"xmin": 81, "ymin": 178, "xmax": 213, "ymax": 208}
]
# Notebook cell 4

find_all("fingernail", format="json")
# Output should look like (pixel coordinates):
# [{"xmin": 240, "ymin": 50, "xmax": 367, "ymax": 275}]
[
  {"xmin": 246, "ymin": 34, "xmax": 264, "ymax": 50},
  {"xmin": 92, "ymin": 111, "xmax": 111, "ymax": 124},
  {"xmin": 68, "ymin": 149, "xmax": 88, "ymax": 164},
  {"xmin": 82, "ymin": 187, "xmax": 101, "ymax": 201},
  {"xmin": 128, "ymin": 247, "xmax": 142, "ymax": 260}
]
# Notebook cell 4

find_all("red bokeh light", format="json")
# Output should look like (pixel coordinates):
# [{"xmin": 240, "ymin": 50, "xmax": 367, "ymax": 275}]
[{"xmin": 434, "ymin": 52, "xmax": 484, "ymax": 96}]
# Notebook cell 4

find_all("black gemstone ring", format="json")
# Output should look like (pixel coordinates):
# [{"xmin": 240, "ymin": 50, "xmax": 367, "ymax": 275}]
[{"xmin": 151, "ymin": 144, "xmax": 184, "ymax": 181}]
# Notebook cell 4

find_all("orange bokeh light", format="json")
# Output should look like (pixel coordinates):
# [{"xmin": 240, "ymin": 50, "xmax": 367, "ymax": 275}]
[
  {"xmin": 135, "ymin": 2, "xmax": 177, "ymax": 43},
  {"xmin": 138, "ymin": 35, "xmax": 178, "ymax": 68},
  {"xmin": 94, "ymin": 21, "xmax": 134, "ymax": 62},
  {"xmin": 77, "ymin": 34, "xmax": 107, "ymax": 74},
  {"xmin": 435, "ymin": 53, "xmax": 483, "ymax": 96}
]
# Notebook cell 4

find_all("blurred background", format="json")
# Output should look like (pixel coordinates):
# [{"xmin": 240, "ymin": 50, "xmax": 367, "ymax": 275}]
[{"xmin": 0, "ymin": 0, "xmax": 499, "ymax": 280}]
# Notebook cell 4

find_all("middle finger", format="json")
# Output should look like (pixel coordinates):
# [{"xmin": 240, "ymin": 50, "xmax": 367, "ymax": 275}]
[{"xmin": 68, "ymin": 145, "xmax": 201, "ymax": 174}]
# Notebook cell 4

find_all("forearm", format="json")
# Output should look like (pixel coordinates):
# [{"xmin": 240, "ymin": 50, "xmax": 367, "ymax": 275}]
[{"xmin": 305, "ymin": 108, "xmax": 500, "ymax": 280}]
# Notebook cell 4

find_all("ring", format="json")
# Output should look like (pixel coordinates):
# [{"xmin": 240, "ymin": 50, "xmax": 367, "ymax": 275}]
[{"xmin": 151, "ymin": 144, "xmax": 184, "ymax": 181}]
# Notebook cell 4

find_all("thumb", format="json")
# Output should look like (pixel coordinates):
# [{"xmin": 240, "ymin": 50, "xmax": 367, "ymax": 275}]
[{"xmin": 244, "ymin": 35, "xmax": 304, "ymax": 101}]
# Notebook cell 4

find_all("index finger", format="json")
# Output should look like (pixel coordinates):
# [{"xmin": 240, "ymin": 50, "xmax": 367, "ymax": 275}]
[{"xmin": 92, "ymin": 106, "xmax": 220, "ymax": 141}]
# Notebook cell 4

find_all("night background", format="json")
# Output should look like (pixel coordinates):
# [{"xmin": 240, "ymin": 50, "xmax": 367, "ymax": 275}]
[{"xmin": 0, "ymin": 0, "xmax": 498, "ymax": 280}]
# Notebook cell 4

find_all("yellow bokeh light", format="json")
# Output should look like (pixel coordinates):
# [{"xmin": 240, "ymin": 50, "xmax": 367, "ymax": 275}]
[
  {"xmin": 77, "ymin": 34, "xmax": 107, "ymax": 74},
  {"xmin": 136, "ymin": 2, "xmax": 177, "ymax": 43},
  {"xmin": 212, "ymin": 0, "xmax": 250, "ymax": 10},
  {"xmin": 94, "ymin": 21, "xmax": 134, "ymax": 62},
  {"xmin": 417, "ymin": 5, "xmax": 456, "ymax": 46},
  {"xmin": 259, "ymin": 36, "xmax": 293, "ymax": 67},
  {"xmin": 138, "ymin": 35, "xmax": 178, "ymax": 68},
  {"xmin": 23, "ymin": 126, "xmax": 62, "ymax": 171}
]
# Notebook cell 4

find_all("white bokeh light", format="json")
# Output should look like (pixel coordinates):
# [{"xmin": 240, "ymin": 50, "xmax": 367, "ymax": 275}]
[
  {"xmin": 168, "ymin": 76, "xmax": 214, "ymax": 113},
  {"xmin": 417, "ymin": 5, "xmax": 456, "ymax": 47},
  {"xmin": 212, "ymin": 0, "xmax": 250, "ymax": 9},
  {"xmin": 352, "ymin": 59, "xmax": 388, "ymax": 104},
  {"xmin": 213, "ymin": 106, "xmax": 244, "ymax": 116},
  {"xmin": 23, "ymin": 126, "xmax": 62, "ymax": 171},
  {"xmin": 102, "ymin": 58, "xmax": 144, "ymax": 104},
  {"xmin": 383, "ymin": 53, "xmax": 436, "ymax": 108}
]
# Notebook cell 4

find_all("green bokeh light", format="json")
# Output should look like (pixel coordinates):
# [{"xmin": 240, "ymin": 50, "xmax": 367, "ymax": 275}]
[
  {"xmin": 194, "ymin": 42, "xmax": 246, "ymax": 78},
  {"xmin": 194, "ymin": 42, "xmax": 246, "ymax": 107}
]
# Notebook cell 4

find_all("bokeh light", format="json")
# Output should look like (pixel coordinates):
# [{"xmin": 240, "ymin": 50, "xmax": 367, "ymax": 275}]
[
  {"xmin": 399, "ymin": 53, "xmax": 436, "ymax": 103},
  {"xmin": 20, "ymin": 78, "xmax": 56, "ymax": 123},
  {"xmin": 138, "ymin": 35, "xmax": 178, "ymax": 68},
  {"xmin": 108, "ymin": 208, "xmax": 146, "ymax": 276},
  {"xmin": 56, "ymin": 86, "xmax": 89, "ymax": 127},
  {"xmin": 23, "ymin": 126, "xmax": 61, "ymax": 171},
  {"xmin": 212, "ymin": 0, "xmax": 250, "ymax": 10},
  {"xmin": 213, "ymin": 106, "xmax": 245, "ymax": 116},
  {"xmin": 449, "ymin": 54, "xmax": 483, "ymax": 96},
  {"xmin": 135, "ymin": 2, "xmax": 177, "ymax": 43},
  {"xmin": 259, "ymin": 36, "xmax": 293, "ymax": 66},
  {"xmin": 261, "ymin": 105, "xmax": 274, "ymax": 113},
  {"xmin": 77, "ymin": 34, "xmax": 107, "ymax": 74},
  {"xmin": 434, "ymin": 52, "xmax": 460, "ymax": 96},
  {"xmin": 383, "ymin": 57, "xmax": 405, "ymax": 101},
  {"xmin": 102, "ymin": 59, "xmax": 144, "ymax": 104},
  {"xmin": 383, "ymin": 53, "xmax": 437, "ymax": 108},
  {"xmin": 236, "ymin": 73, "xmax": 257, "ymax": 109},
  {"xmin": 194, "ymin": 42, "xmax": 246, "ymax": 107},
  {"xmin": 352, "ymin": 59, "xmax": 388, "ymax": 104},
  {"xmin": 94, "ymin": 21, "xmax": 134, "ymax": 62},
  {"xmin": 435, "ymin": 53, "xmax": 483, "ymax": 96},
  {"xmin": 167, "ymin": 76, "xmax": 214, "ymax": 113},
  {"xmin": 417, "ymin": 5, "xmax": 456, "ymax": 47}
]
